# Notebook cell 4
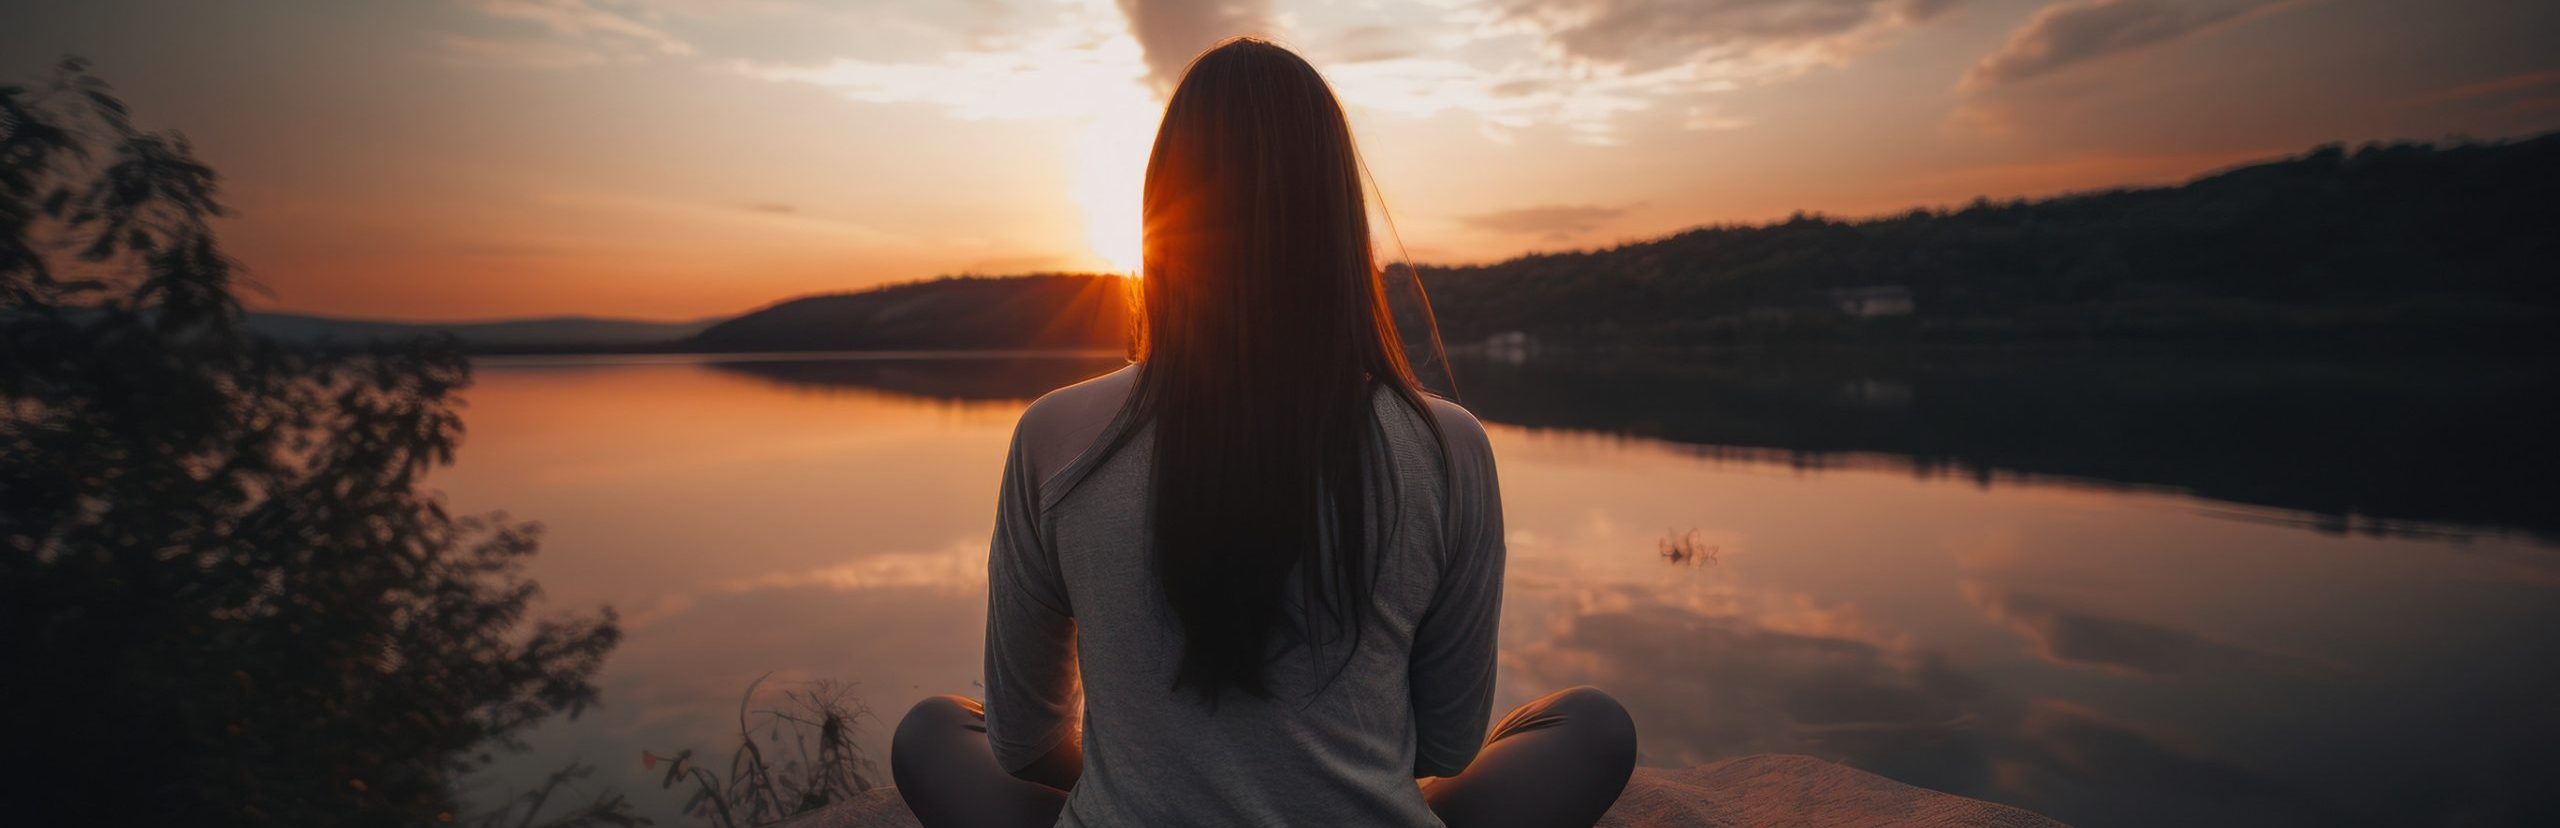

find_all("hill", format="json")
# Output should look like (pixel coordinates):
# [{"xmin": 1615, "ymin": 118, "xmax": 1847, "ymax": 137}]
[
  {"xmin": 1407, "ymin": 132, "xmax": 2560, "ymax": 351},
  {"xmin": 691, "ymin": 273, "xmax": 1132, "ymax": 352}
]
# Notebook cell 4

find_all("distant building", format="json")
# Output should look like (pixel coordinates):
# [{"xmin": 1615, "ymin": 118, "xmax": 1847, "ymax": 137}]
[
  {"xmin": 1480, "ymin": 330, "xmax": 1538, "ymax": 365},
  {"xmin": 1829, "ymin": 286, "xmax": 1914, "ymax": 318},
  {"xmin": 1837, "ymin": 378, "xmax": 1913, "ymax": 406}
]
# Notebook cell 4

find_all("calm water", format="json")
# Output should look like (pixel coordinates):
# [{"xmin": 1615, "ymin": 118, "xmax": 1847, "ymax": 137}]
[{"xmin": 450, "ymin": 351, "xmax": 2559, "ymax": 827}]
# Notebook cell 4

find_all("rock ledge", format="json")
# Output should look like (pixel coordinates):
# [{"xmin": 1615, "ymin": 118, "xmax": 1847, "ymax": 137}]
[{"xmin": 783, "ymin": 753, "xmax": 2069, "ymax": 827}]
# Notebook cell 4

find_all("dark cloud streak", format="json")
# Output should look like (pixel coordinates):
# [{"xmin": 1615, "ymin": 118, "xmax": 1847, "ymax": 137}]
[
  {"xmin": 1499, "ymin": 0, "xmax": 1965, "ymax": 71},
  {"xmin": 1963, "ymin": 0, "xmax": 2289, "ymax": 90},
  {"xmin": 1461, "ymin": 204, "xmax": 1629, "ymax": 240},
  {"xmin": 1114, "ymin": 0, "xmax": 1273, "ymax": 93}
]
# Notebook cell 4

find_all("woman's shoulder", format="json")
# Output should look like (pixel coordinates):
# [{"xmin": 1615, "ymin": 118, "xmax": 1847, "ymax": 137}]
[
  {"xmin": 1375, "ymin": 388, "xmax": 1493, "ymax": 466},
  {"xmin": 1025, "ymin": 362, "xmax": 1138, "ymax": 415},
  {"xmin": 1015, "ymin": 363, "xmax": 1138, "ymax": 485},
  {"xmin": 1420, "ymin": 395, "xmax": 1489, "ymax": 449}
]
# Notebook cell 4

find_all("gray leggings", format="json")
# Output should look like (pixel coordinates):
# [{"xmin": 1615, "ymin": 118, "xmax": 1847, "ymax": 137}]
[{"xmin": 890, "ymin": 686, "xmax": 1638, "ymax": 827}]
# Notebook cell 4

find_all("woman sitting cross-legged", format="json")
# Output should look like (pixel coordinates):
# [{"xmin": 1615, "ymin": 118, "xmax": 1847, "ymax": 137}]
[{"xmin": 888, "ymin": 37, "xmax": 1638, "ymax": 828}]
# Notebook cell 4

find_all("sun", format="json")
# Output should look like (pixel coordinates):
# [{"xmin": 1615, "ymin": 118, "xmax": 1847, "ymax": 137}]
[{"xmin": 1070, "ymin": 97, "xmax": 1158, "ymax": 276}]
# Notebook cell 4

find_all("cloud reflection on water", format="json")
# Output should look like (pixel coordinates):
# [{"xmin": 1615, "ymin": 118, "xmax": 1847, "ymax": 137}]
[
  {"xmin": 1964, "ymin": 584, "xmax": 2315, "ymax": 678},
  {"xmin": 1496, "ymin": 578, "xmax": 2334, "ymax": 824}
]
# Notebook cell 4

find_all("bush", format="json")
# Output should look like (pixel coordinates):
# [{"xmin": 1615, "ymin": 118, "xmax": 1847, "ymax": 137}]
[{"xmin": 1, "ymin": 59, "xmax": 621, "ymax": 827}]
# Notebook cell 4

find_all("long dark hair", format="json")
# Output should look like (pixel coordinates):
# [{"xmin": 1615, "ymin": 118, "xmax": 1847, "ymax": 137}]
[{"xmin": 1131, "ymin": 38, "xmax": 1436, "ymax": 703}]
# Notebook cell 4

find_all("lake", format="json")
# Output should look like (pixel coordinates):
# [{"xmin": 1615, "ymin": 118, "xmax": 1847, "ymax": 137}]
[{"xmin": 449, "ymin": 351, "xmax": 2560, "ymax": 827}]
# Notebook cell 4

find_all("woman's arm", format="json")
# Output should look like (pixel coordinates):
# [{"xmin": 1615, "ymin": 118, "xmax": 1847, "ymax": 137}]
[
  {"xmin": 981, "ymin": 425, "xmax": 1083, "ymax": 784},
  {"xmin": 1409, "ymin": 404, "xmax": 1506, "ymax": 778},
  {"xmin": 1009, "ymin": 726, "xmax": 1084, "ymax": 790}
]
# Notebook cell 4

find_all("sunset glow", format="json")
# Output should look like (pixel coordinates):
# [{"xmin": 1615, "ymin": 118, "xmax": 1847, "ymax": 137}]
[
  {"xmin": 13, "ymin": 4, "xmax": 2558, "ymax": 824},
  {"xmin": 1072, "ymin": 97, "xmax": 1158, "ymax": 275},
  {"xmin": 6, "ymin": 0, "xmax": 2552, "ymax": 321}
]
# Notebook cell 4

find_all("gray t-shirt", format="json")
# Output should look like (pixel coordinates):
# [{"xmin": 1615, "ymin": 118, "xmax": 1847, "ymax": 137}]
[{"xmin": 982, "ymin": 365, "xmax": 1506, "ymax": 827}]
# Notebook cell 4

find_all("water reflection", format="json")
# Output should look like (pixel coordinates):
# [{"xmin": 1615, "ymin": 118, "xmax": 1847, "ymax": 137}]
[
  {"xmin": 1451, "ymin": 352, "xmax": 2560, "ymax": 542},
  {"xmin": 450, "ymin": 353, "xmax": 2560, "ymax": 827}
]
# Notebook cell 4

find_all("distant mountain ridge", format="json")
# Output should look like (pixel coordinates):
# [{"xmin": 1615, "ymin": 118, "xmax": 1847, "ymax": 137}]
[{"xmin": 246, "ymin": 312, "xmax": 716, "ymax": 350}]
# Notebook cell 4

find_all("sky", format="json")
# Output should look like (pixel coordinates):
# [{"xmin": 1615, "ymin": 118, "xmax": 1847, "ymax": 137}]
[{"xmin": 5, "ymin": 0, "xmax": 2556, "ymax": 321}]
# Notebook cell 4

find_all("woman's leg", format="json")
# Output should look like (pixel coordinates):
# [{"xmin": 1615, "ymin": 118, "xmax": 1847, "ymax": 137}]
[
  {"xmin": 889, "ymin": 695, "xmax": 1073, "ymax": 828},
  {"xmin": 1423, "ymin": 686, "xmax": 1638, "ymax": 828}
]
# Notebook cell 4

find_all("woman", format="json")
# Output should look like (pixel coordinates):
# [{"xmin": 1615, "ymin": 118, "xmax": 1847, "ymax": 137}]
[{"xmin": 890, "ymin": 38, "xmax": 1637, "ymax": 827}]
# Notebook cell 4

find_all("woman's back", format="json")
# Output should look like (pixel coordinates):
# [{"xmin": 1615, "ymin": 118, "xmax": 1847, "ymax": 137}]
[
  {"xmin": 889, "ymin": 38, "xmax": 1630, "ymax": 828},
  {"xmin": 982, "ymin": 365, "xmax": 1505, "ymax": 826}
]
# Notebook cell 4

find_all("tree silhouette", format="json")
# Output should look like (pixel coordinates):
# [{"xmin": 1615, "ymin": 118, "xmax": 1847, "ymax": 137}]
[{"xmin": 1, "ymin": 59, "xmax": 622, "ymax": 826}]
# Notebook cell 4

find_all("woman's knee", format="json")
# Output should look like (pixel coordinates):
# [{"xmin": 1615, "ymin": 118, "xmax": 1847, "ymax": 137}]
[
  {"xmin": 1547, "ymin": 686, "xmax": 1637, "ymax": 763},
  {"xmin": 1433, "ymin": 688, "xmax": 1638, "ymax": 826},
  {"xmin": 905, "ymin": 694, "xmax": 982, "ymax": 722},
  {"xmin": 891, "ymin": 695, "xmax": 982, "ymax": 776}
]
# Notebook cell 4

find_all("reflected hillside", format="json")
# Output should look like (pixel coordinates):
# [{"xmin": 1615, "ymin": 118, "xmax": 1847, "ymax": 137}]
[
  {"xmin": 678, "ymin": 350, "xmax": 2560, "ymax": 542},
  {"xmin": 707, "ymin": 352, "xmax": 1128, "ymax": 402},
  {"xmin": 1449, "ymin": 352, "xmax": 2560, "ymax": 542}
]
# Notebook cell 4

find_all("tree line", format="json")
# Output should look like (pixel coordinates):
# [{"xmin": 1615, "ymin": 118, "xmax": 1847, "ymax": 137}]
[{"xmin": 706, "ymin": 132, "xmax": 2559, "ymax": 356}]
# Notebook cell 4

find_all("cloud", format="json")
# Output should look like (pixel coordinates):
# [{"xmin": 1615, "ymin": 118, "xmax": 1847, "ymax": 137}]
[
  {"xmin": 1324, "ymin": 56, "xmax": 1707, "ymax": 145},
  {"xmin": 1961, "ymin": 0, "xmax": 2288, "ymax": 90},
  {"xmin": 715, "ymin": 542, "xmax": 984, "ymax": 595},
  {"xmin": 1322, "ymin": 24, "xmax": 1425, "ymax": 64},
  {"xmin": 1684, "ymin": 103, "xmax": 1756, "ymax": 131},
  {"xmin": 716, "ymin": 1, "xmax": 1893, "ymax": 146},
  {"xmin": 1115, "ymin": 0, "xmax": 1274, "ymax": 91},
  {"xmin": 1356, "ymin": 0, "xmax": 1961, "ymax": 143},
  {"xmin": 710, "ymin": 0, "xmax": 1930, "ymax": 146},
  {"xmin": 2399, "ymin": 67, "xmax": 2560, "ymax": 108},
  {"xmin": 959, "ymin": 254, "xmax": 1089, "ymax": 274},
  {"xmin": 465, "ymin": 0, "xmax": 696, "ymax": 59},
  {"xmin": 430, "ymin": 34, "xmax": 614, "ymax": 69},
  {"xmin": 1498, "ymin": 0, "xmax": 1964, "ymax": 73},
  {"xmin": 441, "ymin": 239, "xmax": 592, "ymax": 258},
  {"xmin": 729, "ymin": 5, "xmax": 1151, "ymax": 121},
  {"xmin": 1460, "ymin": 204, "xmax": 1629, "ymax": 240},
  {"xmin": 521, "ymin": 190, "xmax": 910, "ymax": 251}
]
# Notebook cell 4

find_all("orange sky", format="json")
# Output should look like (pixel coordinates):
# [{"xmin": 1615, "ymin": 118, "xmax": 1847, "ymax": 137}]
[{"xmin": 7, "ymin": 0, "xmax": 2557, "ymax": 321}]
